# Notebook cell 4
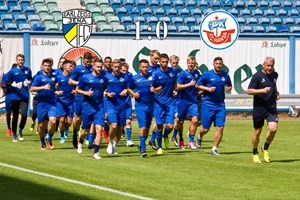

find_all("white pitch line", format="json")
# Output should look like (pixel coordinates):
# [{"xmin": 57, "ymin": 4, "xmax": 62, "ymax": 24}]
[{"xmin": 0, "ymin": 162, "xmax": 153, "ymax": 200}]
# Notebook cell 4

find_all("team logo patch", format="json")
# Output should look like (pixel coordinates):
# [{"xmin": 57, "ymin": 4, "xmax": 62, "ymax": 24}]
[
  {"xmin": 100, "ymin": 79, "xmax": 104, "ymax": 83},
  {"xmin": 195, "ymin": 74, "xmax": 198, "ymax": 78},
  {"xmin": 169, "ymin": 73, "xmax": 173, "ymax": 77},
  {"xmin": 62, "ymin": 9, "xmax": 92, "ymax": 48},
  {"xmin": 51, "ymin": 77, "xmax": 55, "ymax": 81},
  {"xmin": 222, "ymin": 77, "xmax": 225, "ymax": 81},
  {"xmin": 200, "ymin": 10, "xmax": 239, "ymax": 50},
  {"xmin": 120, "ymin": 78, "xmax": 124, "ymax": 82},
  {"xmin": 148, "ymin": 76, "xmax": 153, "ymax": 80},
  {"xmin": 25, "ymin": 71, "xmax": 28, "ymax": 74}
]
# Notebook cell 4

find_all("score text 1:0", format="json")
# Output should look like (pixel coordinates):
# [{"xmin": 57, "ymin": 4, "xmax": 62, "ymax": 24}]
[{"xmin": 133, "ymin": 20, "xmax": 168, "ymax": 40}]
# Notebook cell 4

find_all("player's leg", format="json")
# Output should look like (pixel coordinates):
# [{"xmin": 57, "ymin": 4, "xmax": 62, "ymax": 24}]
[
  {"xmin": 57, "ymin": 102, "xmax": 67, "ymax": 143},
  {"xmin": 107, "ymin": 109, "xmax": 117, "ymax": 154},
  {"xmin": 177, "ymin": 103, "xmax": 189, "ymax": 149},
  {"xmin": 92, "ymin": 106, "xmax": 105, "ymax": 159},
  {"xmin": 5, "ymin": 95, "xmax": 12, "ymax": 136},
  {"xmin": 136, "ymin": 109, "xmax": 149, "ymax": 157},
  {"xmin": 186, "ymin": 104, "xmax": 198, "ymax": 149},
  {"xmin": 197, "ymin": 104, "xmax": 213, "ymax": 148},
  {"xmin": 17, "ymin": 99, "xmax": 28, "ymax": 141},
  {"xmin": 72, "ymin": 97, "xmax": 83, "ymax": 148},
  {"xmin": 11, "ymin": 100, "xmax": 21, "ymax": 142},
  {"xmin": 171, "ymin": 102, "xmax": 179, "ymax": 146},
  {"xmin": 30, "ymin": 99, "xmax": 38, "ymax": 133},
  {"xmin": 37, "ymin": 103, "xmax": 49, "ymax": 150},
  {"xmin": 211, "ymin": 106, "xmax": 226, "ymax": 155},
  {"xmin": 162, "ymin": 105, "xmax": 175, "ymax": 149},
  {"xmin": 78, "ymin": 107, "xmax": 95, "ymax": 154},
  {"xmin": 154, "ymin": 103, "xmax": 165, "ymax": 153}
]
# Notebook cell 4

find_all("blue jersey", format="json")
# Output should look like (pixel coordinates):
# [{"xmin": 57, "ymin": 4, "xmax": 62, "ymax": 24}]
[
  {"xmin": 106, "ymin": 72, "xmax": 129, "ymax": 110},
  {"xmin": 55, "ymin": 68, "xmax": 63, "ymax": 76},
  {"xmin": 197, "ymin": 69, "xmax": 232, "ymax": 106},
  {"xmin": 103, "ymin": 68, "xmax": 112, "ymax": 74},
  {"xmin": 77, "ymin": 72, "xmax": 107, "ymax": 108},
  {"xmin": 123, "ymin": 71, "xmax": 133, "ymax": 105},
  {"xmin": 56, "ymin": 74, "xmax": 75, "ymax": 106},
  {"xmin": 128, "ymin": 72, "xmax": 161, "ymax": 110},
  {"xmin": 177, "ymin": 69, "xmax": 201, "ymax": 104},
  {"xmin": 149, "ymin": 63, "xmax": 160, "ymax": 73},
  {"xmin": 36, "ymin": 69, "xmax": 57, "ymax": 76},
  {"xmin": 70, "ymin": 64, "xmax": 93, "ymax": 99},
  {"xmin": 6, "ymin": 66, "xmax": 32, "ymax": 100},
  {"xmin": 31, "ymin": 72, "xmax": 57, "ymax": 104},
  {"xmin": 1, "ymin": 73, "xmax": 13, "ymax": 97},
  {"xmin": 153, "ymin": 67, "xmax": 177, "ymax": 105}
]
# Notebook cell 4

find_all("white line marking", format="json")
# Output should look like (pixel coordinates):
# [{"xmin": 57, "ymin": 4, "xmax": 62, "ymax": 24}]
[{"xmin": 0, "ymin": 162, "xmax": 153, "ymax": 200}]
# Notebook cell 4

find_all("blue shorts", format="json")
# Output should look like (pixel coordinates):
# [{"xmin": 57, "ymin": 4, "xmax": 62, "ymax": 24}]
[
  {"xmin": 57, "ymin": 102, "xmax": 74, "ymax": 118},
  {"xmin": 174, "ymin": 101, "xmax": 179, "ymax": 113},
  {"xmin": 37, "ymin": 102, "xmax": 57, "ymax": 123},
  {"xmin": 201, "ymin": 104, "xmax": 226, "ymax": 129},
  {"xmin": 103, "ymin": 98, "xmax": 108, "ymax": 113},
  {"xmin": 74, "ymin": 96, "xmax": 83, "ymax": 116},
  {"xmin": 136, "ymin": 107, "xmax": 154, "ymax": 128},
  {"xmin": 198, "ymin": 100, "xmax": 202, "ymax": 121},
  {"xmin": 107, "ymin": 106, "xmax": 126, "ymax": 127},
  {"xmin": 126, "ymin": 105, "xmax": 132, "ymax": 120},
  {"xmin": 154, "ymin": 103, "xmax": 175, "ymax": 125},
  {"xmin": 81, "ymin": 104, "xmax": 105, "ymax": 129},
  {"xmin": 5, "ymin": 96, "xmax": 12, "ymax": 112},
  {"xmin": 177, "ymin": 102, "xmax": 198, "ymax": 120}
]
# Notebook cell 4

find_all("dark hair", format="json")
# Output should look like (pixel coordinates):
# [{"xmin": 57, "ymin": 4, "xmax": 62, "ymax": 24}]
[
  {"xmin": 62, "ymin": 59, "xmax": 72, "ymax": 66},
  {"xmin": 16, "ymin": 53, "xmax": 25, "ymax": 59},
  {"xmin": 71, "ymin": 61, "xmax": 76, "ymax": 66},
  {"xmin": 213, "ymin": 57, "xmax": 223, "ymax": 63},
  {"xmin": 83, "ymin": 52, "xmax": 93, "ymax": 60},
  {"xmin": 11, "ymin": 63, "xmax": 17, "ymax": 68},
  {"xmin": 104, "ymin": 56, "xmax": 112, "ymax": 61},
  {"xmin": 119, "ymin": 58, "xmax": 126, "ymax": 62},
  {"xmin": 93, "ymin": 58, "xmax": 103, "ymax": 63},
  {"xmin": 160, "ymin": 53, "xmax": 169, "ymax": 61},
  {"xmin": 139, "ymin": 59, "xmax": 149, "ymax": 65},
  {"xmin": 42, "ymin": 58, "xmax": 53, "ymax": 64}
]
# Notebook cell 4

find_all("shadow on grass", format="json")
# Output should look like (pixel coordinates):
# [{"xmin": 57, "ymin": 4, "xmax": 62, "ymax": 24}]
[
  {"xmin": 0, "ymin": 174, "xmax": 93, "ymax": 200},
  {"xmin": 221, "ymin": 151, "xmax": 252, "ymax": 155},
  {"xmin": 271, "ymin": 159, "xmax": 300, "ymax": 163}
]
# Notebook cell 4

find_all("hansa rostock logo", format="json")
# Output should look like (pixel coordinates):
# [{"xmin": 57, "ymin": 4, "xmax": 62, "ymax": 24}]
[
  {"xmin": 200, "ymin": 10, "xmax": 239, "ymax": 50},
  {"xmin": 62, "ymin": 9, "xmax": 92, "ymax": 48}
]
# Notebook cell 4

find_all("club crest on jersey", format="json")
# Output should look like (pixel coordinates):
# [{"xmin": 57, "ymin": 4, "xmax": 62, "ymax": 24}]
[
  {"xmin": 200, "ymin": 10, "xmax": 239, "ymax": 50},
  {"xmin": 148, "ymin": 76, "xmax": 153, "ymax": 80},
  {"xmin": 195, "ymin": 74, "xmax": 198, "ymax": 78},
  {"xmin": 262, "ymin": 78, "xmax": 265, "ymax": 82},
  {"xmin": 62, "ymin": 9, "xmax": 92, "ymax": 48},
  {"xmin": 100, "ymin": 79, "xmax": 104, "ymax": 83},
  {"xmin": 222, "ymin": 77, "xmax": 225, "ymax": 81},
  {"xmin": 51, "ymin": 77, "xmax": 55, "ymax": 81},
  {"xmin": 120, "ymin": 78, "xmax": 124, "ymax": 82},
  {"xmin": 169, "ymin": 73, "xmax": 173, "ymax": 77},
  {"xmin": 25, "ymin": 71, "xmax": 28, "ymax": 74}
]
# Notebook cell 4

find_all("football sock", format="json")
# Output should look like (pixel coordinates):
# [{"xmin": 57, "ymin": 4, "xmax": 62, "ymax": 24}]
[
  {"xmin": 173, "ymin": 129, "xmax": 178, "ymax": 137},
  {"xmin": 79, "ymin": 137, "xmax": 84, "ymax": 144},
  {"xmin": 253, "ymin": 148, "xmax": 258, "ymax": 155},
  {"xmin": 263, "ymin": 141, "xmax": 270, "ymax": 150},
  {"xmin": 18, "ymin": 129, "xmax": 23, "ymax": 136},
  {"xmin": 40, "ymin": 137, "xmax": 46, "ymax": 145},
  {"xmin": 212, "ymin": 146, "xmax": 218, "ymax": 151},
  {"xmin": 150, "ymin": 131, "xmax": 156, "ymax": 142},
  {"xmin": 163, "ymin": 128, "xmax": 172, "ymax": 138},
  {"xmin": 73, "ymin": 129, "xmax": 78, "ymax": 139},
  {"xmin": 60, "ymin": 130, "xmax": 64, "ymax": 138},
  {"xmin": 94, "ymin": 144, "xmax": 100, "ymax": 154},
  {"xmin": 139, "ymin": 136, "xmax": 146, "ymax": 152},
  {"xmin": 156, "ymin": 130, "xmax": 162, "ymax": 149},
  {"xmin": 48, "ymin": 134, "xmax": 53, "ymax": 142},
  {"xmin": 126, "ymin": 128, "xmax": 132, "ymax": 140},
  {"xmin": 189, "ymin": 134, "xmax": 195, "ymax": 143},
  {"xmin": 88, "ymin": 133, "xmax": 94, "ymax": 144},
  {"xmin": 179, "ymin": 133, "xmax": 183, "ymax": 141}
]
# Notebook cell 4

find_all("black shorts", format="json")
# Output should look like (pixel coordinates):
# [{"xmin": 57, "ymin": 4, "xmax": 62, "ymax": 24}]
[{"xmin": 253, "ymin": 107, "xmax": 278, "ymax": 129}]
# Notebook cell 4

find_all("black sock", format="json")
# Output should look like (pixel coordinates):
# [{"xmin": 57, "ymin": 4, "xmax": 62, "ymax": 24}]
[{"xmin": 253, "ymin": 148, "xmax": 258, "ymax": 155}]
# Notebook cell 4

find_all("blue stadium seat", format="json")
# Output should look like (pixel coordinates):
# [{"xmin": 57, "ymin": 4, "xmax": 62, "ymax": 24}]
[
  {"xmin": 141, "ymin": 8, "xmax": 152, "ymax": 19},
  {"xmin": 209, "ymin": 0, "xmax": 221, "ymax": 10},
  {"xmin": 147, "ymin": 16, "xmax": 158, "ymax": 26},
  {"xmin": 116, "ymin": 7, "xmax": 127, "ymax": 19},
  {"xmin": 134, "ymin": 16, "xmax": 145, "ymax": 25},
  {"xmin": 196, "ymin": 0, "xmax": 208, "ymax": 10},
  {"xmin": 288, "ymin": 9, "xmax": 299, "ymax": 20},
  {"xmin": 140, "ymin": 24, "xmax": 149, "ymax": 32},
  {"xmin": 89, "ymin": 7, "xmax": 101, "ymax": 20},
  {"xmin": 293, "ymin": 1, "xmax": 300, "ymax": 13},
  {"xmin": 172, "ymin": 16, "xmax": 183, "ymax": 27},
  {"xmin": 265, "ymin": 25, "xmax": 277, "ymax": 33},
  {"xmin": 172, "ymin": 0, "xmax": 184, "ymax": 10},
  {"xmin": 148, "ymin": 0, "xmax": 159, "ymax": 10},
  {"xmin": 282, "ymin": 17, "xmax": 294, "ymax": 28},
  {"xmin": 53, "ymin": 15, "xmax": 62, "ymax": 28},
  {"xmin": 240, "ymin": 9, "xmax": 251, "ymax": 19},
  {"xmin": 177, "ymin": 25, "xmax": 189, "ymax": 33},
  {"xmin": 222, "ymin": 0, "xmax": 232, "ymax": 11},
  {"xmin": 37, "ymin": 7, "xmax": 49, "ymax": 17},
  {"xmin": 264, "ymin": 9, "xmax": 276, "ymax": 20},
  {"xmin": 190, "ymin": 8, "xmax": 202, "ymax": 19},
  {"xmin": 24, "ymin": 6, "xmax": 35, "ymax": 18},
  {"xmin": 123, "ymin": 0, "xmax": 134, "ymax": 10},
  {"xmin": 99, "ymin": 24, "xmax": 112, "ymax": 32},
  {"xmin": 277, "ymin": 25, "xmax": 289, "ymax": 33},
  {"xmin": 258, "ymin": 17, "xmax": 270, "ymax": 29},
  {"xmin": 32, "ymin": 23, "xmax": 45, "ymax": 31},
  {"xmin": 178, "ymin": 8, "xmax": 190, "ymax": 19},
  {"xmin": 94, "ymin": 16, "xmax": 107, "ymax": 26},
  {"xmin": 252, "ymin": 9, "xmax": 263, "ymax": 20},
  {"xmin": 153, "ymin": 8, "xmax": 165, "ymax": 19},
  {"xmin": 240, "ymin": 25, "xmax": 252, "ymax": 33},
  {"xmin": 107, "ymin": 15, "xmax": 120, "ymax": 25},
  {"xmin": 84, "ymin": 0, "xmax": 96, "ymax": 10},
  {"xmin": 253, "ymin": 25, "xmax": 265, "ymax": 33},
  {"xmin": 281, "ymin": 0, "xmax": 292, "ymax": 12},
  {"xmin": 289, "ymin": 26, "xmax": 300, "ymax": 33},
  {"xmin": 28, "ymin": 15, "xmax": 41, "ymax": 27},
  {"xmin": 19, "ymin": 23, "xmax": 31, "ymax": 31},
  {"xmin": 98, "ymin": 0, "xmax": 110, "ymax": 9},
  {"xmin": 126, "ymin": 24, "xmax": 135, "ymax": 32},
  {"xmin": 0, "ymin": 0, "xmax": 4, "ymax": 6},
  {"xmin": 233, "ymin": 0, "xmax": 245, "ymax": 12},
  {"xmin": 246, "ymin": 17, "xmax": 258, "ymax": 28},
  {"xmin": 228, "ymin": 8, "xmax": 239, "ymax": 18},
  {"xmin": 0, "ymin": 5, "xmax": 8, "ymax": 16},
  {"xmin": 129, "ymin": 8, "xmax": 140, "ymax": 18},
  {"xmin": 46, "ymin": 23, "xmax": 59, "ymax": 31},
  {"xmin": 168, "ymin": 25, "xmax": 177, "ymax": 33},
  {"xmin": 45, "ymin": 0, "xmax": 58, "ymax": 9},
  {"xmin": 245, "ymin": 1, "xmax": 256, "ymax": 12},
  {"xmin": 237, "ymin": 17, "xmax": 246, "ymax": 27},
  {"xmin": 121, "ymin": 16, "xmax": 132, "ymax": 27},
  {"xmin": 6, "ymin": 0, "xmax": 18, "ymax": 8},
  {"xmin": 257, "ymin": 1, "xmax": 268, "ymax": 12},
  {"xmin": 159, "ymin": 16, "xmax": 170, "ymax": 25},
  {"xmin": 10, "ymin": 6, "xmax": 22, "ymax": 17},
  {"xmin": 0, "ymin": 23, "xmax": 3, "ymax": 30},
  {"xmin": 136, "ymin": 0, "xmax": 147, "ymax": 11},
  {"xmin": 14, "ymin": 14, "xmax": 27, "ymax": 27},
  {"xmin": 5, "ymin": 23, "xmax": 17, "ymax": 31},
  {"xmin": 184, "ymin": 17, "xmax": 196, "ymax": 28},
  {"xmin": 41, "ymin": 14, "xmax": 54, "ymax": 26},
  {"xmin": 185, "ymin": 0, "xmax": 196, "ymax": 11},
  {"xmin": 269, "ymin": 0, "xmax": 280, "ymax": 12},
  {"xmin": 160, "ymin": 0, "xmax": 171, "ymax": 11},
  {"xmin": 166, "ymin": 8, "xmax": 177, "ymax": 20},
  {"xmin": 203, "ymin": 8, "xmax": 213, "ymax": 15},
  {"xmin": 32, "ymin": 0, "xmax": 44, "ymax": 10},
  {"xmin": 110, "ymin": 0, "xmax": 121, "ymax": 10},
  {"xmin": 270, "ymin": 17, "xmax": 282, "ymax": 29},
  {"xmin": 295, "ymin": 18, "xmax": 300, "ymax": 25},
  {"xmin": 112, "ymin": 24, "xmax": 125, "ymax": 32},
  {"xmin": 196, "ymin": 17, "xmax": 203, "ymax": 25},
  {"xmin": 190, "ymin": 25, "xmax": 199, "ymax": 33},
  {"xmin": 1, "ymin": 14, "xmax": 13, "ymax": 26},
  {"xmin": 276, "ymin": 9, "xmax": 287, "ymax": 20},
  {"xmin": 49, "ymin": 7, "xmax": 62, "ymax": 16}
]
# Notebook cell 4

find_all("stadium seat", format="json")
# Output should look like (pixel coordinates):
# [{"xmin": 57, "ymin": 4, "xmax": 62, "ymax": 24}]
[
  {"xmin": 123, "ymin": 0, "xmax": 134, "ymax": 10},
  {"xmin": 10, "ymin": 6, "xmax": 22, "ymax": 17},
  {"xmin": 276, "ymin": 9, "xmax": 287, "ymax": 21},
  {"xmin": 233, "ymin": 0, "xmax": 245, "ymax": 12},
  {"xmin": 41, "ymin": 15, "xmax": 54, "ymax": 26},
  {"xmin": 99, "ymin": 24, "xmax": 112, "ymax": 32},
  {"xmin": 45, "ymin": 0, "xmax": 58, "ymax": 9},
  {"xmin": 203, "ymin": 8, "xmax": 213, "ymax": 16},
  {"xmin": 107, "ymin": 15, "xmax": 120, "ymax": 25},
  {"xmin": 222, "ymin": 0, "xmax": 232, "ymax": 11},
  {"xmin": 136, "ymin": 0, "xmax": 147, "ymax": 11},
  {"xmin": 141, "ymin": 8, "xmax": 152, "ymax": 19},
  {"xmin": 160, "ymin": 0, "xmax": 171, "ymax": 11},
  {"xmin": 95, "ymin": 16, "xmax": 107, "ymax": 26},
  {"xmin": 0, "ymin": 23, "xmax": 3, "ymax": 30},
  {"xmin": 167, "ymin": 25, "xmax": 177, "ymax": 32},
  {"xmin": 177, "ymin": 25, "xmax": 189, "ymax": 33},
  {"xmin": 240, "ymin": 25, "xmax": 252, "ymax": 33},
  {"xmin": 269, "ymin": 0, "xmax": 280, "ymax": 12},
  {"xmin": 190, "ymin": 25, "xmax": 199, "ymax": 33},
  {"xmin": 178, "ymin": 8, "xmax": 190, "ymax": 19},
  {"xmin": 264, "ymin": 9, "xmax": 276, "ymax": 20},
  {"xmin": 37, "ymin": 7, "xmax": 49, "ymax": 17},
  {"xmin": 14, "ymin": 14, "xmax": 27, "ymax": 27},
  {"xmin": 258, "ymin": 17, "xmax": 270, "ymax": 29},
  {"xmin": 32, "ymin": 23, "xmax": 45, "ymax": 31},
  {"xmin": 46, "ymin": 23, "xmax": 59, "ymax": 31},
  {"xmin": 196, "ymin": 17, "xmax": 203, "ymax": 25},
  {"xmin": 252, "ymin": 25, "xmax": 264, "ymax": 33},
  {"xmin": 89, "ymin": 7, "xmax": 101, "ymax": 20},
  {"xmin": 32, "ymin": 0, "xmax": 44, "ymax": 9},
  {"xmin": 53, "ymin": 15, "xmax": 62, "ymax": 27},
  {"xmin": 0, "ymin": 0, "xmax": 4, "ymax": 6},
  {"xmin": 270, "ymin": 17, "xmax": 282, "ymax": 29},
  {"xmin": 147, "ymin": 16, "xmax": 158, "ymax": 27},
  {"xmin": 185, "ymin": 0, "xmax": 196, "ymax": 11},
  {"xmin": 1, "ymin": 14, "xmax": 13, "ymax": 26},
  {"xmin": 184, "ymin": 17, "xmax": 196, "ymax": 28},
  {"xmin": 112, "ymin": 24, "xmax": 125, "ymax": 32},
  {"xmin": 246, "ymin": 17, "xmax": 258, "ymax": 28},
  {"xmin": 245, "ymin": 1, "xmax": 256, "ymax": 12},
  {"xmin": 277, "ymin": 25, "xmax": 289, "ymax": 33},
  {"xmin": 110, "ymin": 0, "xmax": 121, "ymax": 10},
  {"xmin": 0, "ymin": 5, "xmax": 8, "ymax": 16},
  {"xmin": 252, "ymin": 9, "xmax": 263, "ymax": 20},
  {"xmin": 98, "ymin": 0, "xmax": 110, "ymax": 9},
  {"xmin": 116, "ymin": 7, "xmax": 127, "ymax": 19},
  {"xmin": 84, "ymin": 0, "xmax": 96, "ymax": 10},
  {"xmin": 240, "ymin": 9, "xmax": 251, "ymax": 19},
  {"xmin": 19, "ymin": 23, "xmax": 31, "ymax": 31},
  {"xmin": 5, "ymin": 23, "xmax": 17, "ymax": 31},
  {"xmin": 159, "ymin": 16, "xmax": 170, "ymax": 25},
  {"xmin": 172, "ymin": 16, "xmax": 183, "ymax": 27},
  {"xmin": 282, "ymin": 17, "xmax": 294, "ymax": 28},
  {"xmin": 209, "ymin": 0, "xmax": 221, "ymax": 10},
  {"xmin": 6, "ymin": 0, "xmax": 18, "ymax": 8},
  {"xmin": 49, "ymin": 7, "xmax": 62, "ymax": 15},
  {"xmin": 24, "ymin": 6, "xmax": 35, "ymax": 18},
  {"xmin": 281, "ymin": 0, "xmax": 292, "ymax": 12},
  {"xmin": 265, "ymin": 25, "xmax": 277, "ymax": 33},
  {"xmin": 126, "ymin": 24, "xmax": 135, "ymax": 32},
  {"xmin": 134, "ymin": 16, "xmax": 145, "ymax": 25},
  {"xmin": 166, "ymin": 8, "xmax": 177, "ymax": 20},
  {"xmin": 196, "ymin": 0, "xmax": 208, "ymax": 10},
  {"xmin": 237, "ymin": 17, "xmax": 246, "ymax": 27},
  {"xmin": 288, "ymin": 9, "xmax": 299, "ymax": 20},
  {"xmin": 295, "ymin": 18, "xmax": 300, "ymax": 25},
  {"xmin": 289, "ymin": 26, "xmax": 300, "ymax": 33},
  {"xmin": 129, "ymin": 8, "xmax": 140, "ymax": 19},
  {"xmin": 228, "ymin": 8, "xmax": 239, "ymax": 18},
  {"xmin": 293, "ymin": 1, "xmax": 300, "ymax": 13},
  {"xmin": 121, "ymin": 16, "xmax": 133, "ymax": 27},
  {"xmin": 140, "ymin": 24, "xmax": 149, "ymax": 32},
  {"xmin": 172, "ymin": 0, "xmax": 184, "ymax": 10},
  {"xmin": 102, "ymin": 7, "xmax": 115, "ymax": 18},
  {"xmin": 191, "ymin": 8, "xmax": 202, "ymax": 19},
  {"xmin": 257, "ymin": 1, "xmax": 268, "ymax": 12},
  {"xmin": 148, "ymin": 0, "xmax": 159, "ymax": 10},
  {"xmin": 153, "ymin": 8, "xmax": 165, "ymax": 19}
]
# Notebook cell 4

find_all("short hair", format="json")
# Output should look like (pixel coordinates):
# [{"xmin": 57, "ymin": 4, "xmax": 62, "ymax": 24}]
[
  {"xmin": 104, "ymin": 56, "xmax": 112, "ymax": 61},
  {"xmin": 119, "ymin": 58, "xmax": 126, "ymax": 62},
  {"xmin": 11, "ymin": 63, "xmax": 17, "ymax": 68},
  {"xmin": 92, "ymin": 56, "xmax": 99, "ymax": 62},
  {"xmin": 122, "ymin": 62, "xmax": 129, "ymax": 69},
  {"xmin": 83, "ymin": 52, "xmax": 93, "ymax": 60},
  {"xmin": 264, "ymin": 56, "xmax": 275, "ymax": 63},
  {"xmin": 187, "ymin": 56, "xmax": 196, "ymax": 62},
  {"xmin": 170, "ymin": 55, "xmax": 179, "ymax": 61},
  {"xmin": 42, "ymin": 58, "xmax": 53, "ymax": 65},
  {"xmin": 111, "ymin": 59, "xmax": 121, "ymax": 66},
  {"xmin": 62, "ymin": 59, "xmax": 72, "ymax": 66},
  {"xmin": 71, "ymin": 61, "xmax": 76, "ymax": 66},
  {"xmin": 139, "ymin": 59, "xmax": 149, "ymax": 65},
  {"xmin": 159, "ymin": 53, "xmax": 169, "ymax": 61},
  {"xmin": 93, "ymin": 58, "xmax": 103, "ymax": 63},
  {"xmin": 150, "ymin": 49, "xmax": 160, "ymax": 57},
  {"xmin": 16, "ymin": 53, "xmax": 24, "ymax": 59},
  {"xmin": 47, "ymin": 57, "xmax": 54, "ymax": 65},
  {"xmin": 213, "ymin": 57, "xmax": 223, "ymax": 63},
  {"xmin": 59, "ymin": 57, "xmax": 66, "ymax": 61}
]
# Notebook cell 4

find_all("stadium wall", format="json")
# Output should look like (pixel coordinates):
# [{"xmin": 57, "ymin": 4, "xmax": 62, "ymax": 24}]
[{"xmin": 0, "ymin": 32, "xmax": 299, "ymax": 111}]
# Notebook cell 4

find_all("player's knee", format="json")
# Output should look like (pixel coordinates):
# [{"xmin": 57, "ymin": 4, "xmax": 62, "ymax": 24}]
[
  {"xmin": 201, "ymin": 128, "xmax": 209, "ymax": 134},
  {"xmin": 110, "ymin": 123, "xmax": 117, "ymax": 129}
]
